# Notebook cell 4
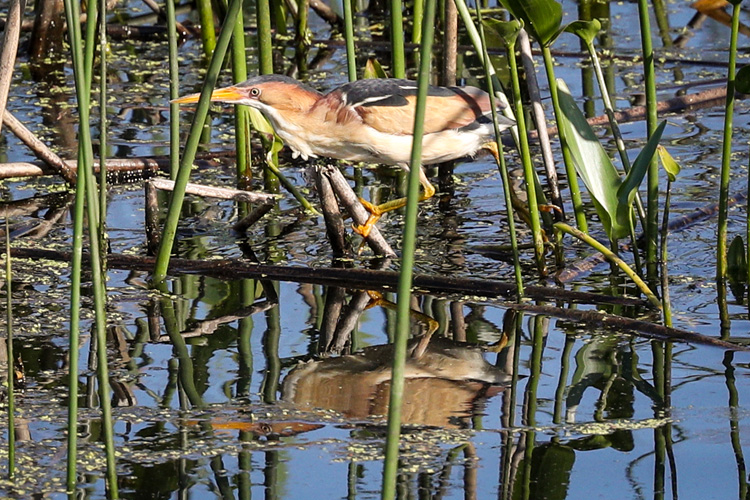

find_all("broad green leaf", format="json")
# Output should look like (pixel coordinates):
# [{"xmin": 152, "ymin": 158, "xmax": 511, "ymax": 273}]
[
  {"xmin": 564, "ymin": 19, "xmax": 601, "ymax": 46},
  {"xmin": 616, "ymin": 120, "xmax": 666, "ymax": 228},
  {"xmin": 657, "ymin": 145, "xmax": 682, "ymax": 182},
  {"xmin": 482, "ymin": 18, "xmax": 523, "ymax": 48},
  {"xmin": 364, "ymin": 58, "xmax": 388, "ymax": 79},
  {"xmin": 500, "ymin": 0, "xmax": 563, "ymax": 46},
  {"xmin": 556, "ymin": 79, "xmax": 624, "ymax": 241},
  {"xmin": 736, "ymin": 65, "xmax": 750, "ymax": 94}
]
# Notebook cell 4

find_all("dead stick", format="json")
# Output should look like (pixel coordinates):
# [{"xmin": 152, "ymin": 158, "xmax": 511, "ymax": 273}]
[
  {"xmin": 149, "ymin": 177, "xmax": 279, "ymax": 204},
  {"xmin": 322, "ymin": 164, "xmax": 396, "ymax": 258},
  {"xmin": 233, "ymin": 203, "xmax": 275, "ymax": 233},
  {"xmin": 315, "ymin": 165, "xmax": 352, "ymax": 258},
  {"xmin": 2, "ymin": 111, "xmax": 75, "ymax": 183},
  {"xmin": 0, "ymin": 0, "xmax": 24, "ymax": 137},
  {"xmin": 0, "ymin": 157, "xmax": 171, "ymax": 180},
  {"xmin": 12, "ymin": 247, "xmax": 647, "ymax": 307}
]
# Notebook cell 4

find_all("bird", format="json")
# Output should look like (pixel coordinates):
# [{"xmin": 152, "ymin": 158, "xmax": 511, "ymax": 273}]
[{"xmin": 173, "ymin": 75, "xmax": 515, "ymax": 237}]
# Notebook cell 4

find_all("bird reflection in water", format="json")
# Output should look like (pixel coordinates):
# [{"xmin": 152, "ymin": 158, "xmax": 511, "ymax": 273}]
[{"xmin": 282, "ymin": 292, "xmax": 511, "ymax": 429}]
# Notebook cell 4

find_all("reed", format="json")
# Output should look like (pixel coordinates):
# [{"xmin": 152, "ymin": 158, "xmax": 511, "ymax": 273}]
[
  {"xmin": 63, "ymin": 0, "xmax": 118, "ymax": 492},
  {"xmin": 5, "ymin": 220, "xmax": 14, "ymax": 478},
  {"xmin": 636, "ymin": 0, "xmax": 659, "ymax": 279},
  {"xmin": 343, "ymin": 0, "xmax": 357, "ymax": 81},
  {"xmin": 153, "ymin": 0, "xmax": 244, "ymax": 283},
  {"xmin": 389, "ymin": 0, "xmax": 405, "ymax": 78},
  {"xmin": 474, "ymin": 14, "xmax": 524, "ymax": 297},
  {"xmin": 717, "ymin": 1, "xmax": 742, "ymax": 282},
  {"xmin": 382, "ymin": 0, "xmax": 436, "ymax": 495},
  {"xmin": 166, "ymin": 0, "xmax": 181, "ymax": 181}
]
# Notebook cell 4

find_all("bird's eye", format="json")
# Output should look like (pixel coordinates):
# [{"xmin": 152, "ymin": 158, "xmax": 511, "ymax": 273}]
[{"xmin": 250, "ymin": 88, "xmax": 261, "ymax": 97}]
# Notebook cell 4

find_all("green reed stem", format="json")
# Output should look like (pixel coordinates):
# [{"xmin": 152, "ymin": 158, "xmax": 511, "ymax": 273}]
[
  {"xmin": 718, "ymin": 2, "xmax": 741, "ymax": 282},
  {"xmin": 342, "ymin": 0, "xmax": 357, "ymax": 81},
  {"xmin": 63, "ymin": 0, "xmax": 118, "ymax": 494},
  {"xmin": 295, "ymin": 0, "xmax": 310, "ymax": 77},
  {"xmin": 541, "ymin": 46, "xmax": 587, "ymax": 234},
  {"xmin": 66, "ymin": 132, "xmax": 85, "ymax": 495},
  {"xmin": 198, "ymin": 0, "xmax": 217, "ymax": 57},
  {"xmin": 98, "ymin": 0, "xmax": 108, "ymax": 260},
  {"xmin": 660, "ymin": 181, "xmax": 673, "ymax": 327},
  {"xmin": 5, "ymin": 220, "xmax": 14, "ymax": 478},
  {"xmin": 412, "ymin": 0, "xmax": 423, "ymax": 44},
  {"xmin": 556, "ymin": 222, "xmax": 662, "ymax": 309},
  {"xmin": 263, "ymin": 161, "xmax": 320, "ymax": 214},
  {"xmin": 511, "ymin": 45, "xmax": 545, "ymax": 271},
  {"xmin": 389, "ymin": 0, "xmax": 405, "ymax": 78},
  {"xmin": 382, "ymin": 0, "xmax": 436, "ymax": 496},
  {"xmin": 83, "ymin": 0, "xmax": 97, "ymax": 88},
  {"xmin": 256, "ymin": 0, "xmax": 279, "ymax": 191},
  {"xmin": 166, "ymin": 0, "xmax": 180, "ymax": 181},
  {"xmin": 474, "ymin": 8, "xmax": 523, "ymax": 298},
  {"xmin": 153, "ymin": 0, "xmax": 243, "ymax": 283},
  {"xmin": 257, "ymin": 0, "xmax": 273, "ymax": 73},
  {"xmin": 636, "ymin": 0, "xmax": 659, "ymax": 279},
  {"xmin": 231, "ymin": 6, "xmax": 252, "ymax": 184}
]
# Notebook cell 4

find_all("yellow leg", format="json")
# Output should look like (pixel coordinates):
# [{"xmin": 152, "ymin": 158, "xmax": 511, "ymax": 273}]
[
  {"xmin": 353, "ymin": 166, "xmax": 436, "ymax": 237},
  {"xmin": 364, "ymin": 291, "xmax": 439, "ymax": 359}
]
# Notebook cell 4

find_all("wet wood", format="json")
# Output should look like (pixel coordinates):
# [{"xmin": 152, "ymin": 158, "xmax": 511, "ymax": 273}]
[
  {"xmin": 2, "ymin": 110, "xmax": 75, "ymax": 183},
  {"xmin": 11, "ymin": 247, "xmax": 648, "ymax": 307},
  {"xmin": 150, "ymin": 177, "xmax": 279, "ymax": 204},
  {"xmin": 12, "ymin": 247, "xmax": 749, "ymax": 350},
  {"xmin": 0, "ymin": 0, "xmax": 25, "ymax": 137},
  {"xmin": 28, "ymin": 0, "xmax": 65, "ymax": 64},
  {"xmin": 321, "ymin": 164, "xmax": 396, "ymax": 257},
  {"xmin": 315, "ymin": 165, "xmax": 352, "ymax": 258},
  {"xmin": 441, "ymin": 0, "xmax": 457, "ymax": 87},
  {"xmin": 144, "ymin": 181, "xmax": 161, "ymax": 255}
]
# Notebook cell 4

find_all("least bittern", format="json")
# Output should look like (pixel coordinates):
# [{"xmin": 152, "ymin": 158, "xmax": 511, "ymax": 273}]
[{"xmin": 173, "ymin": 75, "xmax": 515, "ymax": 236}]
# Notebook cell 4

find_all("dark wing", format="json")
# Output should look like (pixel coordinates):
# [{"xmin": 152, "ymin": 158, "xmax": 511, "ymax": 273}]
[{"xmin": 331, "ymin": 79, "xmax": 498, "ymax": 135}]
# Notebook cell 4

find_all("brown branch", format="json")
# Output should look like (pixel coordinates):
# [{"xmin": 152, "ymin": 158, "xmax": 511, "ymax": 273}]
[
  {"xmin": 321, "ymin": 164, "xmax": 396, "ymax": 258},
  {"xmin": 149, "ymin": 178, "xmax": 279, "ymax": 204},
  {"xmin": 12, "ymin": 246, "xmax": 649, "ymax": 307},
  {"xmin": 2, "ymin": 111, "xmax": 75, "ymax": 183},
  {"xmin": 0, "ymin": 0, "xmax": 24, "ymax": 137},
  {"xmin": 12, "ymin": 247, "xmax": 749, "ymax": 351}
]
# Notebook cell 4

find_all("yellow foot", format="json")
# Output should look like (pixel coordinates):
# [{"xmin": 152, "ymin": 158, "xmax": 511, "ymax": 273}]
[
  {"xmin": 539, "ymin": 204, "xmax": 563, "ymax": 214},
  {"xmin": 352, "ymin": 198, "xmax": 383, "ymax": 238}
]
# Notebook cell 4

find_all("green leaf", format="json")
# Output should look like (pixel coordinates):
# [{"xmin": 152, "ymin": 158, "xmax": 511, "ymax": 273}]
[
  {"xmin": 556, "ymin": 78, "xmax": 624, "ymax": 241},
  {"xmin": 482, "ymin": 18, "xmax": 523, "ymax": 49},
  {"xmin": 499, "ymin": 0, "xmax": 563, "ymax": 46},
  {"xmin": 364, "ymin": 58, "xmax": 388, "ymax": 79},
  {"xmin": 736, "ymin": 65, "xmax": 750, "ymax": 94},
  {"xmin": 564, "ymin": 19, "xmax": 601, "ymax": 46},
  {"xmin": 657, "ymin": 145, "xmax": 682, "ymax": 182}
]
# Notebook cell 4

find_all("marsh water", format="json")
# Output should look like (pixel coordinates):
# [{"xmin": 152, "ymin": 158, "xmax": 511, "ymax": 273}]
[{"xmin": 1, "ymin": 0, "xmax": 750, "ymax": 498}]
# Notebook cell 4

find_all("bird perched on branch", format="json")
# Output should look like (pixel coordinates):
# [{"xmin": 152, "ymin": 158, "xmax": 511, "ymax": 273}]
[{"xmin": 173, "ymin": 75, "xmax": 515, "ymax": 237}]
